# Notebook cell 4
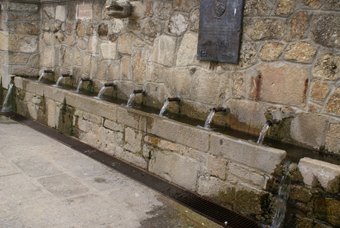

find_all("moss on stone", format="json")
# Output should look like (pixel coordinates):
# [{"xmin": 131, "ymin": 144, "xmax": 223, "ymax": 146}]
[{"xmin": 58, "ymin": 99, "xmax": 75, "ymax": 136}]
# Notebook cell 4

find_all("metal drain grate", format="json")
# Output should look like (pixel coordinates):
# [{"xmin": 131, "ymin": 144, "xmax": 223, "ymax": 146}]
[{"xmin": 3, "ymin": 112, "xmax": 260, "ymax": 228}]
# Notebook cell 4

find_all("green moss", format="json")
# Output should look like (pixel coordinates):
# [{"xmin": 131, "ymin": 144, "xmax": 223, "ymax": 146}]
[{"xmin": 58, "ymin": 99, "xmax": 75, "ymax": 136}]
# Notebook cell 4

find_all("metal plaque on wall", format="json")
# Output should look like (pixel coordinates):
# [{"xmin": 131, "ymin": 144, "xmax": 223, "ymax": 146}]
[{"xmin": 197, "ymin": 0, "xmax": 244, "ymax": 64}]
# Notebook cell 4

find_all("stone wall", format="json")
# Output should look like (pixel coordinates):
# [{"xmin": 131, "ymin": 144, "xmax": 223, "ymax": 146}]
[
  {"xmin": 12, "ymin": 77, "xmax": 340, "ymax": 227},
  {"xmin": 1, "ymin": 0, "xmax": 340, "ymax": 154}
]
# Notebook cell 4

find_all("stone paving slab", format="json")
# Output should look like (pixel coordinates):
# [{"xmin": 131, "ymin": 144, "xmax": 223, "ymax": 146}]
[{"xmin": 0, "ymin": 115, "xmax": 222, "ymax": 228}]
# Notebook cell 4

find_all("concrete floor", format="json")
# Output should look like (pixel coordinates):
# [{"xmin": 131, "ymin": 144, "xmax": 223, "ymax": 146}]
[{"xmin": 0, "ymin": 115, "xmax": 221, "ymax": 228}]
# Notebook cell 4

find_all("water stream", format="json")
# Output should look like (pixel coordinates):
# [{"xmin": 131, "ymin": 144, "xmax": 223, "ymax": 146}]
[
  {"xmin": 127, "ymin": 92, "xmax": 135, "ymax": 107},
  {"xmin": 204, "ymin": 109, "xmax": 216, "ymax": 129},
  {"xmin": 95, "ymin": 86, "xmax": 107, "ymax": 99},
  {"xmin": 1, "ymin": 83, "xmax": 14, "ymax": 112},
  {"xmin": 76, "ymin": 80, "xmax": 83, "ymax": 93},
  {"xmin": 271, "ymin": 161, "xmax": 292, "ymax": 228},
  {"xmin": 159, "ymin": 100, "xmax": 170, "ymax": 116},
  {"xmin": 54, "ymin": 76, "xmax": 64, "ymax": 87},
  {"xmin": 37, "ymin": 71, "xmax": 45, "ymax": 82},
  {"xmin": 257, "ymin": 122, "xmax": 270, "ymax": 144}
]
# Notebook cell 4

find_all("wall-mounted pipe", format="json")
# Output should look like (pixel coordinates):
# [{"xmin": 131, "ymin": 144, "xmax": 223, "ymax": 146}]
[
  {"xmin": 104, "ymin": 82, "xmax": 115, "ymax": 87},
  {"xmin": 133, "ymin": 89, "xmax": 144, "ymax": 94},
  {"xmin": 167, "ymin": 97, "xmax": 181, "ymax": 102}
]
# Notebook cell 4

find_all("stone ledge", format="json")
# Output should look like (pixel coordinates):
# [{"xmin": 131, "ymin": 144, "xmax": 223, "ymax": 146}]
[{"xmin": 298, "ymin": 157, "xmax": 340, "ymax": 192}]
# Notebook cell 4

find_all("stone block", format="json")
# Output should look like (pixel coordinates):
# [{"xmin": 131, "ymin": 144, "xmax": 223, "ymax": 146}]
[
  {"xmin": 132, "ymin": 50, "xmax": 146, "ymax": 84},
  {"xmin": 83, "ymin": 112, "xmax": 102, "ymax": 125},
  {"xmin": 313, "ymin": 54, "xmax": 340, "ymax": 81},
  {"xmin": 115, "ymin": 147, "xmax": 147, "ymax": 169},
  {"xmin": 8, "ymin": 53, "xmax": 28, "ymax": 64},
  {"xmin": 251, "ymin": 64, "xmax": 308, "ymax": 106},
  {"xmin": 56, "ymin": 5, "xmax": 66, "ymax": 21},
  {"xmin": 197, "ymin": 175, "xmax": 232, "ymax": 196},
  {"xmin": 42, "ymin": 47, "xmax": 54, "ymax": 68},
  {"xmin": 164, "ymin": 68, "xmax": 191, "ymax": 99},
  {"xmin": 312, "ymin": 15, "xmax": 340, "ymax": 48},
  {"xmin": 44, "ymin": 86, "xmax": 66, "ymax": 104},
  {"xmin": 100, "ymin": 41, "xmax": 117, "ymax": 60},
  {"xmin": 258, "ymin": 42, "xmax": 284, "ymax": 62},
  {"xmin": 289, "ymin": 185, "xmax": 312, "ymax": 203},
  {"xmin": 168, "ymin": 14, "xmax": 188, "ymax": 36},
  {"xmin": 0, "ymin": 31, "xmax": 8, "ymax": 51},
  {"xmin": 311, "ymin": 81, "xmax": 330, "ymax": 101},
  {"xmin": 14, "ymin": 77, "xmax": 23, "ymax": 89},
  {"xmin": 228, "ymin": 162, "xmax": 266, "ymax": 188},
  {"xmin": 232, "ymin": 72, "xmax": 246, "ymax": 99},
  {"xmin": 148, "ymin": 118, "xmax": 210, "ymax": 152},
  {"xmin": 124, "ymin": 127, "xmax": 142, "ymax": 153},
  {"xmin": 325, "ymin": 123, "xmax": 340, "ymax": 154},
  {"xmin": 144, "ymin": 135, "xmax": 179, "ymax": 151},
  {"xmin": 207, "ymin": 155, "xmax": 227, "ymax": 180},
  {"xmin": 27, "ymin": 103, "xmax": 38, "ymax": 120},
  {"xmin": 25, "ymin": 80, "xmax": 44, "ymax": 96},
  {"xmin": 176, "ymin": 33, "xmax": 198, "ymax": 67},
  {"xmin": 3, "ymin": 3, "xmax": 38, "ymax": 12},
  {"xmin": 89, "ymin": 36, "xmax": 99, "ymax": 54},
  {"xmin": 326, "ymin": 88, "xmax": 340, "ymax": 115},
  {"xmin": 19, "ymin": 36, "xmax": 38, "ymax": 53},
  {"xmin": 284, "ymin": 42, "xmax": 316, "ymax": 62},
  {"xmin": 244, "ymin": 0, "xmax": 268, "ymax": 16},
  {"xmin": 152, "ymin": 35, "xmax": 176, "ymax": 67},
  {"xmin": 246, "ymin": 19, "xmax": 286, "ymax": 40},
  {"xmin": 104, "ymin": 119, "xmax": 123, "ymax": 132},
  {"xmin": 117, "ymin": 107, "xmax": 143, "ymax": 130},
  {"xmin": 290, "ymin": 113, "xmax": 328, "ymax": 149},
  {"xmin": 153, "ymin": 2, "xmax": 172, "ymax": 19},
  {"xmin": 298, "ymin": 158, "xmax": 340, "ymax": 192},
  {"xmin": 290, "ymin": 11, "xmax": 309, "ymax": 38},
  {"xmin": 275, "ymin": 0, "xmax": 295, "ymax": 15},
  {"xmin": 314, "ymin": 197, "xmax": 340, "ymax": 227},
  {"xmin": 210, "ymin": 133, "xmax": 286, "ymax": 173},
  {"xmin": 117, "ymin": 33, "xmax": 133, "ymax": 55},
  {"xmin": 149, "ymin": 149, "xmax": 199, "ymax": 191}
]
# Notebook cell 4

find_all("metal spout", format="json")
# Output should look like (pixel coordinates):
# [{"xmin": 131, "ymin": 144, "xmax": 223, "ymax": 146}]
[
  {"xmin": 133, "ymin": 89, "xmax": 144, "ymax": 94},
  {"xmin": 266, "ymin": 119, "xmax": 280, "ymax": 126},
  {"xmin": 62, "ymin": 74, "xmax": 72, "ymax": 77},
  {"xmin": 44, "ymin": 70, "xmax": 54, "ymax": 73},
  {"xmin": 213, "ymin": 107, "xmax": 227, "ymax": 112},
  {"xmin": 167, "ymin": 97, "xmax": 180, "ymax": 102},
  {"xmin": 104, "ymin": 82, "xmax": 115, "ymax": 87},
  {"xmin": 81, "ymin": 78, "xmax": 91, "ymax": 82}
]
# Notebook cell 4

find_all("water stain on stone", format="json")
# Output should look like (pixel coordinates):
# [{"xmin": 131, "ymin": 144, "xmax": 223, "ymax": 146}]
[{"xmin": 94, "ymin": 177, "xmax": 107, "ymax": 183}]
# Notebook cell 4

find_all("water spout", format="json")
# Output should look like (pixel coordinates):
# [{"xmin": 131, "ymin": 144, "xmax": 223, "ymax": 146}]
[
  {"xmin": 126, "ymin": 90, "xmax": 145, "ymax": 107},
  {"xmin": 159, "ymin": 97, "xmax": 181, "ymax": 116},
  {"xmin": 38, "ymin": 70, "xmax": 54, "ymax": 82},
  {"xmin": 204, "ymin": 109, "xmax": 216, "ymax": 129},
  {"xmin": 55, "ymin": 74, "xmax": 72, "ymax": 87},
  {"xmin": 1, "ymin": 83, "xmax": 14, "ymax": 112},
  {"xmin": 104, "ymin": 82, "xmax": 115, "ymax": 87},
  {"xmin": 257, "ymin": 119, "xmax": 280, "ymax": 144},
  {"xmin": 76, "ymin": 78, "xmax": 91, "ymax": 93},
  {"xmin": 133, "ymin": 89, "xmax": 144, "ymax": 94}
]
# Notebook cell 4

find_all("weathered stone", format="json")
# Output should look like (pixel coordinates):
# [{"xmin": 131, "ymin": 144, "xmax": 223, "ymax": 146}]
[
  {"xmin": 168, "ymin": 14, "xmax": 188, "ymax": 36},
  {"xmin": 9, "ymin": 53, "xmax": 28, "ymax": 64},
  {"xmin": 192, "ymin": 70, "xmax": 229, "ymax": 105},
  {"xmin": 121, "ymin": 57, "xmax": 130, "ymax": 79},
  {"xmin": 312, "ymin": 15, "xmax": 340, "ymax": 48},
  {"xmin": 142, "ymin": 20, "xmax": 159, "ymax": 38},
  {"xmin": 43, "ymin": 6, "xmax": 55, "ymax": 19},
  {"xmin": 89, "ymin": 36, "xmax": 99, "ymax": 54},
  {"xmin": 132, "ymin": 50, "xmax": 146, "ymax": 84},
  {"xmin": 310, "ymin": 81, "xmax": 329, "ymax": 101},
  {"xmin": 42, "ymin": 47, "xmax": 54, "ymax": 68},
  {"xmin": 210, "ymin": 133, "xmax": 286, "ymax": 173},
  {"xmin": 298, "ymin": 157, "xmax": 340, "ymax": 192},
  {"xmin": 100, "ymin": 41, "xmax": 117, "ymax": 60},
  {"xmin": 313, "ymin": 54, "xmax": 340, "ymax": 80},
  {"xmin": 83, "ymin": 112, "xmax": 102, "ymax": 125},
  {"xmin": 326, "ymin": 88, "xmax": 340, "ymax": 115},
  {"xmin": 176, "ymin": 33, "xmax": 198, "ymax": 67},
  {"xmin": 251, "ymin": 65, "xmax": 308, "ymax": 106},
  {"xmin": 153, "ymin": 2, "xmax": 172, "ymax": 19},
  {"xmin": 115, "ymin": 148, "xmax": 147, "ymax": 169},
  {"xmin": 76, "ymin": 20, "xmax": 85, "ymax": 37},
  {"xmin": 50, "ymin": 22, "xmax": 61, "ymax": 33},
  {"xmin": 61, "ymin": 46, "xmax": 73, "ymax": 68},
  {"xmin": 290, "ymin": 11, "xmax": 309, "ymax": 38},
  {"xmin": 291, "ymin": 113, "xmax": 328, "ymax": 149},
  {"xmin": 54, "ymin": 31, "xmax": 65, "ymax": 43},
  {"xmin": 3, "ymin": 3, "xmax": 38, "ymax": 12},
  {"xmin": 232, "ymin": 72, "xmax": 246, "ymax": 99},
  {"xmin": 144, "ymin": 135, "xmax": 179, "ymax": 151},
  {"xmin": 246, "ymin": 19, "xmax": 286, "ymax": 40},
  {"xmin": 304, "ymin": 0, "xmax": 321, "ymax": 7},
  {"xmin": 112, "ymin": 19, "xmax": 124, "ymax": 34},
  {"xmin": 104, "ymin": 119, "xmax": 123, "ymax": 132},
  {"xmin": 198, "ymin": 176, "xmax": 232, "ymax": 196},
  {"xmin": 96, "ymin": 60, "xmax": 108, "ymax": 80},
  {"xmin": 124, "ymin": 127, "xmax": 142, "ymax": 153},
  {"xmin": 325, "ymin": 123, "xmax": 340, "ymax": 154},
  {"xmin": 46, "ymin": 99, "xmax": 57, "ymax": 128},
  {"xmin": 85, "ymin": 24, "xmax": 94, "ymax": 36},
  {"xmin": 118, "ymin": 33, "xmax": 133, "ymax": 55},
  {"xmin": 190, "ymin": 8, "xmax": 200, "ymax": 31},
  {"xmin": 28, "ymin": 54, "xmax": 40, "ymax": 68},
  {"xmin": 8, "ymin": 34, "xmax": 20, "ymax": 52},
  {"xmin": 289, "ymin": 185, "xmax": 312, "ymax": 203},
  {"xmin": 284, "ymin": 42, "xmax": 316, "ymax": 62},
  {"xmin": 149, "ymin": 149, "xmax": 199, "ymax": 191},
  {"xmin": 276, "ymin": 0, "xmax": 295, "ymax": 15},
  {"xmin": 12, "ymin": 23, "xmax": 40, "ymax": 35},
  {"xmin": 98, "ymin": 23, "xmax": 108, "ymax": 36},
  {"xmin": 56, "ymin": 5, "xmax": 66, "ymax": 21},
  {"xmin": 0, "ymin": 31, "xmax": 8, "ymax": 51},
  {"xmin": 144, "ymin": 1, "xmax": 153, "ymax": 16},
  {"xmin": 73, "ymin": 48, "xmax": 82, "ymax": 66},
  {"xmin": 328, "ymin": 0, "xmax": 340, "ymax": 8},
  {"xmin": 314, "ymin": 197, "xmax": 340, "ymax": 227},
  {"xmin": 107, "ymin": 61, "xmax": 120, "ymax": 80},
  {"xmin": 244, "ymin": 0, "xmax": 268, "ymax": 16},
  {"xmin": 25, "ymin": 14, "xmax": 39, "ymax": 21},
  {"xmin": 77, "ymin": 38, "xmax": 87, "ymax": 50},
  {"xmin": 207, "ymin": 155, "xmax": 227, "ymax": 180},
  {"xmin": 82, "ymin": 55, "xmax": 91, "ymax": 76},
  {"xmin": 229, "ymin": 162, "xmax": 267, "ymax": 188},
  {"xmin": 295, "ymin": 215, "xmax": 313, "ymax": 228},
  {"xmin": 43, "ymin": 32, "xmax": 53, "ymax": 45},
  {"xmin": 152, "ymin": 35, "xmax": 176, "ymax": 67},
  {"xmin": 92, "ymin": 4, "xmax": 101, "ymax": 23},
  {"xmin": 259, "ymin": 42, "xmax": 284, "ymax": 62}
]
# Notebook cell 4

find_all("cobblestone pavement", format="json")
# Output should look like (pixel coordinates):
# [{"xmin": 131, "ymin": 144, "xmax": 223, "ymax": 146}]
[{"xmin": 0, "ymin": 115, "xmax": 221, "ymax": 228}]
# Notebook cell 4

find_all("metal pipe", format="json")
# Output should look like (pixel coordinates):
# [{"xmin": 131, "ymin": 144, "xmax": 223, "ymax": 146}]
[
  {"xmin": 266, "ymin": 119, "xmax": 280, "ymax": 126},
  {"xmin": 133, "ymin": 89, "xmax": 144, "ymax": 94},
  {"xmin": 81, "ymin": 78, "xmax": 91, "ymax": 82},
  {"xmin": 104, "ymin": 82, "xmax": 115, "ymax": 87},
  {"xmin": 44, "ymin": 70, "xmax": 54, "ymax": 73},
  {"xmin": 167, "ymin": 97, "xmax": 180, "ymax": 102},
  {"xmin": 62, "ymin": 74, "xmax": 72, "ymax": 77},
  {"xmin": 213, "ymin": 107, "xmax": 227, "ymax": 112}
]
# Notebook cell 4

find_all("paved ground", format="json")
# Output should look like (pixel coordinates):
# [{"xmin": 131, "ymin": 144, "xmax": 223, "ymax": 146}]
[{"xmin": 0, "ymin": 115, "xmax": 221, "ymax": 228}]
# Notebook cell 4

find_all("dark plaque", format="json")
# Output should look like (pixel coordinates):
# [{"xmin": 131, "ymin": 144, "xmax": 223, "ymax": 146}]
[{"xmin": 197, "ymin": 0, "xmax": 244, "ymax": 64}]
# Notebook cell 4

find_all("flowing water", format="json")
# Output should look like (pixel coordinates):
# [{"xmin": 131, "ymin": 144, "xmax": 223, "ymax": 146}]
[
  {"xmin": 76, "ymin": 80, "xmax": 83, "ymax": 93},
  {"xmin": 95, "ymin": 86, "xmax": 107, "ymax": 99},
  {"xmin": 204, "ymin": 110, "xmax": 216, "ymax": 129},
  {"xmin": 37, "ymin": 71, "xmax": 45, "ymax": 82},
  {"xmin": 1, "ymin": 83, "xmax": 14, "ymax": 112},
  {"xmin": 257, "ymin": 122, "xmax": 270, "ymax": 144},
  {"xmin": 271, "ymin": 161, "xmax": 292, "ymax": 228},
  {"xmin": 159, "ymin": 100, "xmax": 170, "ymax": 116},
  {"xmin": 126, "ymin": 92, "xmax": 135, "ymax": 107},
  {"xmin": 54, "ymin": 76, "xmax": 64, "ymax": 87}
]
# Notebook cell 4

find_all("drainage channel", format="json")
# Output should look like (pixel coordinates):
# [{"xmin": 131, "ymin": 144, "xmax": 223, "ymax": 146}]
[{"xmin": 3, "ymin": 112, "xmax": 260, "ymax": 228}]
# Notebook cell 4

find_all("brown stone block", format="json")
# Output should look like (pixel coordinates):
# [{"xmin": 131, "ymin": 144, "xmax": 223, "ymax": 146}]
[
  {"xmin": 246, "ymin": 19, "xmax": 286, "ymax": 40},
  {"xmin": 314, "ymin": 197, "xmax": 340, "ymax": 227},
  {"xmin": 232, "ymin": 72, "xmax": 246, "ymax": 99},
  {"xmin": 144, "ymin": 1, "xmax": 153, "ymax": 17},
  {"xmin": 304, "ymin": 0, "xmax": 321, "ymax": 7},
  {"xmin": 76, "ymin": 20, "xmax": 84, "ymax": 37},
  {"xmin": 259, "ymin": 42, "xmax": 284, "ymax": 62},
  {"xmin": 290, "ymin": 11, "xmax": 309, "ymax": 38},
  {"xmin": 326, "ymin": 88, "xmax": 340, "ymax": 115},
  {"xmin": 325, "ymin": 123, "xmax": 340, "ymax": 154},
  {"xmin": 251, "ymin": 64, "xmax": 308, "ymax": 106},
  {"xmin": 244, "ymin": 0, "xmax": 268, "ymax": 16},
  {"xmin": 276, "ymin": 0, "xmax": 295, "ymax": 15},
  {"xmin": 132, "ymin": 50, "xmax": 146, "ymax": 84},
  {"xmin": 9, "ymin": 53, "xmax": 29, "ymax": 64},
  {"xmin": 310, "ymin": 81, "xmax": 329, "ymax": 101},
  {"xmin": 284, "ymin": 42, "xmax": 316, "ymax": 62},
  {"xmin": 313, "ymin": 54, "xmax": 340, "ymax": 81},
  {"xmin": 289, "ymin": 185, "xmax": 312, "ymax": 203},
  {"xmin": 12, "ymin": 22, "xmax": 40, "ymax": 35},
  {"xmin": 312, "ymin": 15, "xmax": 340, "ymax": 48}
]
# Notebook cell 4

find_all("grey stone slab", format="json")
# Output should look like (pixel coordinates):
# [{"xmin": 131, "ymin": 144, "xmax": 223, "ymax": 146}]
[
  {"xmin": 0, "ymin": 156, "xmax": 21, "ymax": 177},
  {"xmin": 0, "ymin": 194, "xmax": 17, "ymax": 219},
  {"xmin": 0, "ymin": 218, "xmax": 26, "ymax": 228},
  {"xmin": 0, "ymin": 174, "xmax": 42, "ymax": 201},
  {"xmin": 82, "ymin": 173, "xmax": 136, "ymax": 192},
  {"xmin": 0, "ymin": 145, "xmax": 45, "ymax": 160},
  {"xmin": 54, "ymin": 154, "xmax": 112, "ymax": 178},
  {"xmin": 38, "ymin": 173, "xmax": 89, "ymax": 198},
  {"xmin": 13, "ymin": 157, "xmax": 63, "ymax": 178},
  {"xmin": 16, "ymin": 197, "xmax": 81, "ymax": 228}
]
